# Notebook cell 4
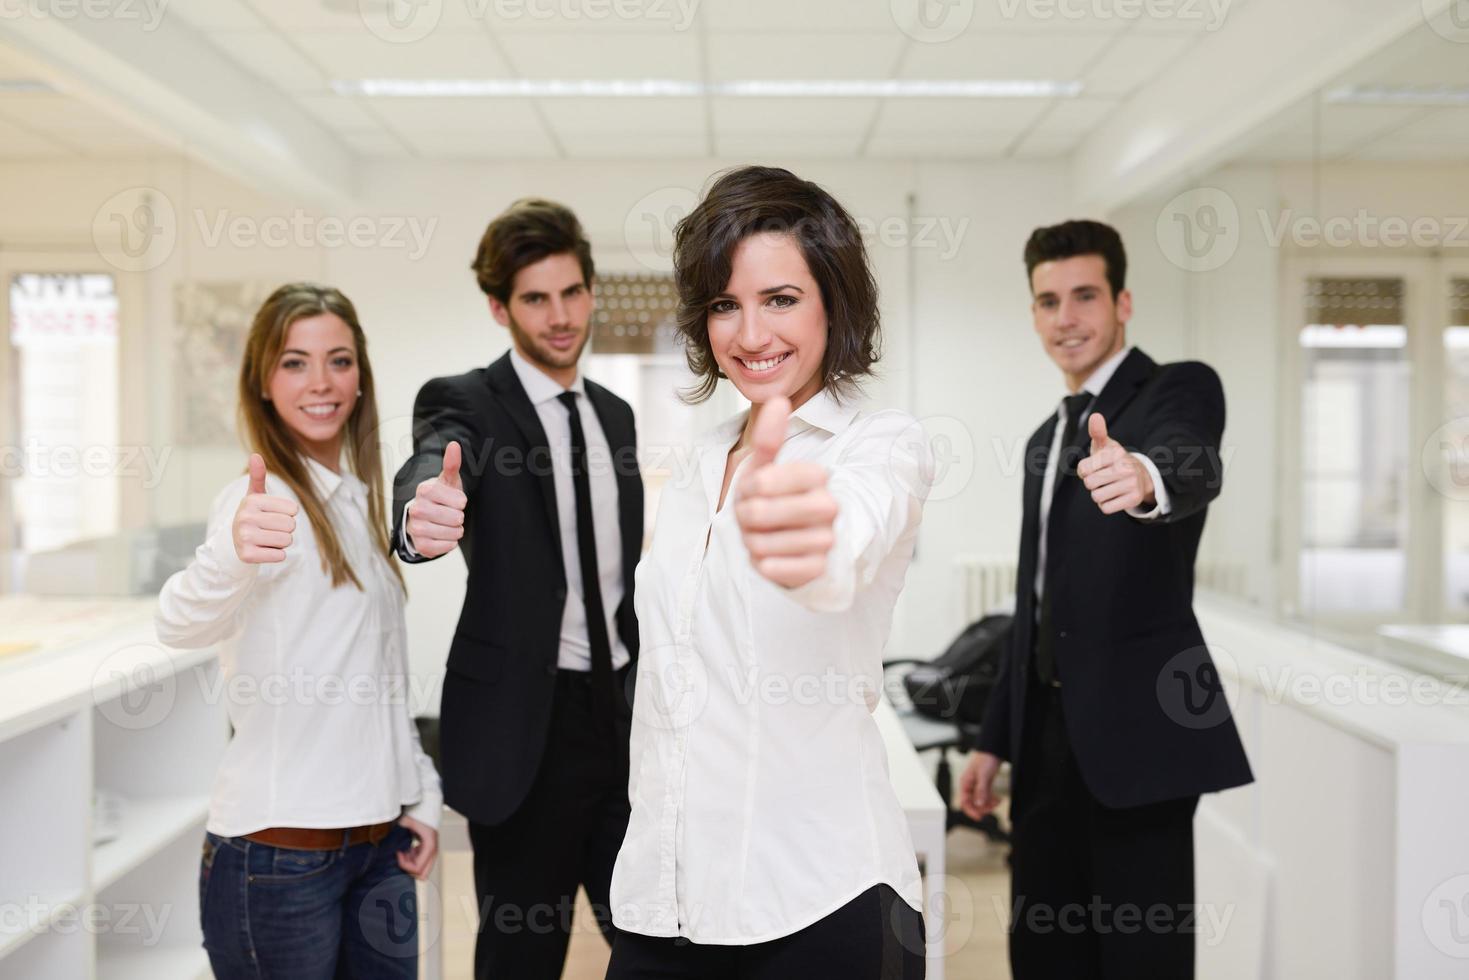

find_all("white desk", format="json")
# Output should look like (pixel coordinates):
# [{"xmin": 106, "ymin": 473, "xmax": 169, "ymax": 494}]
[
  {"xmin": 1376, "ymin": 623, "xmax": 1469, "ymax": 680},
  {"xmin": 424, "ymin": 698, "xmax": 949, "ymax": 980}
]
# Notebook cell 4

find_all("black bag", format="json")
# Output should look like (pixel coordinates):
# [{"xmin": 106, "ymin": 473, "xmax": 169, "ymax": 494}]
[{"xmin": 902, "ymin": 614, "xmax": 1012, "ymax": 725}]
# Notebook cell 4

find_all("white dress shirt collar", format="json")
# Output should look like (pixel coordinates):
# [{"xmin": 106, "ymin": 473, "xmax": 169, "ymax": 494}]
[
  {"xmin": 701, "ymin": 387, "xmax": 864, "ymax": 449},
  {"xmin": 1074, "ymin": 344, "xmax": 1133, "ymax": 400},
  {"xmin": 509, "ymin": 345, "xmax": 585, "ymax": 405},
  {"xmin": 301, "ymin": 454, "xmax": 364, "ymax": 504}
]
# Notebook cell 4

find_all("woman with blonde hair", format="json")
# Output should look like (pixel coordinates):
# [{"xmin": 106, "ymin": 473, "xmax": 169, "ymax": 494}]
[{"xmin": 157, "ymin": 282, "xmax": 440, "ymax": 979}]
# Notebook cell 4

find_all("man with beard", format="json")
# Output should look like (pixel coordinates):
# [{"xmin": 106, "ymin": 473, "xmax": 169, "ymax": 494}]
[{"xmin": 393, "ymin": 198, "xmax": 643, "ymax": 979}]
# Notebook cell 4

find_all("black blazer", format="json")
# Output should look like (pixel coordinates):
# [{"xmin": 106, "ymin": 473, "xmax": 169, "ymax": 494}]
[
  {"xmin": 392, "ymin": 352, "xmax": 643, "ymax": 826},
  {"xmin": 976, "ymin": 348, "xmax": 1253, "ymax": 809}
]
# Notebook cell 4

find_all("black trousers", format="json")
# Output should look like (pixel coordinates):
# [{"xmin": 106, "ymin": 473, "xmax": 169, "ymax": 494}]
[
  {"xmin": 605, "ymin": 884, "xmax": 925, "ymax": 980},
  {"xmin": 1009, "ymin": 674, "xmax": 1198, "ymax": 980},
  {"xmin": 467, "ymin": 667, "xmax": 631, "ymax": 980}
]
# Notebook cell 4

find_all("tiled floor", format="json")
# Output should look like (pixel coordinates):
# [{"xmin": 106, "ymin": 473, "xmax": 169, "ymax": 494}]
[{"xmin": 427, "ymin": 822, "xmax": 1013, "ymax": 979}]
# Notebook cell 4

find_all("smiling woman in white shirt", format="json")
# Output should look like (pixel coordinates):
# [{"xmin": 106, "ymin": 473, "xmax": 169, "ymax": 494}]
[
  {"xmin": 156, "ymin": 283, "xmax": 441, "ymax": 980},
  {"xmin": 607, "ymin": 167, "xmax": 932, "ymax": 980}
]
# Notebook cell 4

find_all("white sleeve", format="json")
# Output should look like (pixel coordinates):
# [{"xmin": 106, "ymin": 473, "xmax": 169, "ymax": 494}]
[
  {"xmin": 402, "ymin": 725, "xmax": 444, "ymax": 831},
  {"xmin": 399, "ymin": 499, "xmax": 421, "ymax": 559},
  {"xmin": 154, "ymin": 480, "xmax": 261, "ymax": 649},
  {"xmin": 1126, "ymin": 451, "xmax": 1173, "ymax": 521},
  {"xmin": 785, "ymin": 412, "xmax": 933, "ymax": 614}
]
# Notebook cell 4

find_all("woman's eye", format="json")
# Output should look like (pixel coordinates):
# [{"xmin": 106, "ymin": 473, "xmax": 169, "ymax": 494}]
[
  {"xmin": 333, "ymin": 357, "xmax": 355, "ymax": 369},
  {"xmin": 709, "ymin": 300, "xmax": 736, "ymax": 315},
  {"xmin": 282, "ymin": 358, "xmax": 305, "ymax": 370},
  {"xmin": 768, "ymin": 294, "xmax": 796, "ymax": 309}
]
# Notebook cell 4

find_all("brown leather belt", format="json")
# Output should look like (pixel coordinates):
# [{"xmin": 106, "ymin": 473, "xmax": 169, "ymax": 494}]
[{"xmin": 244, "ymin": 821, "xmax": 397, "ymax": 851}]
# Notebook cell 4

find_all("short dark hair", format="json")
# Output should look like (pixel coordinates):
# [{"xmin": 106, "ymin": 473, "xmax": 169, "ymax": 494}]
[
  {"xmin": 471, "ymin": 198, "xmax": 594, "ymax": 303},
  {"xmin": 1023, "ymin": 219, "xmax": 1127, "ymax": 298},
  {"xmin": 672, "ymin": 165, "xmax": 880, "ymax": 404}
]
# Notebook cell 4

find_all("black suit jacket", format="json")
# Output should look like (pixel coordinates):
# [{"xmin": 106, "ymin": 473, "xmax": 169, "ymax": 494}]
[
  {"xmin": 392, "ymin": 352, "xmax": 643, "ymax": 826},
  {"xmin": 976, "ymin": 348, "xmax": 1253, "ymax": 809}
]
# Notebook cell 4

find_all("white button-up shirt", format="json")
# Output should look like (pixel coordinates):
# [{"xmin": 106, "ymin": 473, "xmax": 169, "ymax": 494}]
[
  {"xmin": 156, "ymin": 456, "xmax": 442, "ymax": 837},
  {"xmin": 506, "ymin": 348, "xmax": 631, "ymax": 672},
  {"xmin": 1035, "ymin": 345, "xmax": 1172, "ymax": 604},
  {"xmin": 401, "ymin": 348, "xmax": 630, "ymax": 672},
  {"xmin": 611, "ymin": 390, "xmax": 931, "ymax": 944}
]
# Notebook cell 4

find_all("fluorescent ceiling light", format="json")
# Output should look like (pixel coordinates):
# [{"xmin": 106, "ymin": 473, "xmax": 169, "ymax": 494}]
[
  {"xmin": 1326, "ymin": 84, "xmax": 1469, "ymax": 106},
  {"xmin": 332, "ymin": 78, "xmax": 1082, "ymax": 99}
]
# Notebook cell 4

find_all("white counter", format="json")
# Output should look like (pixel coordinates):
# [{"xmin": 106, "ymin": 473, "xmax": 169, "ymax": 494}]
[{"xmin": 0, "ymin": 597, "xmax": 228, "ymax": 980}]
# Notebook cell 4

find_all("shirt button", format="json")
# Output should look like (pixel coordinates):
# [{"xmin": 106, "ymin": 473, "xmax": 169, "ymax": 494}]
[{"xmin": 1059, "ymin": 630, "xmax": 1069, "ymax": 639}]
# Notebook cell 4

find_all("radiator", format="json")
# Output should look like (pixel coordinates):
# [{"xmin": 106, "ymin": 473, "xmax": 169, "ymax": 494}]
[{"xmin": 954, "ymin": 554, "xmax": 1017, "ymax": 622}]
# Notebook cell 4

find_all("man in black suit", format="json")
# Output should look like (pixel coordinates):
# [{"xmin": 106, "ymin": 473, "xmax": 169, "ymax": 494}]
[
  {"xmin": 960, "ymin": 219, "xmax": 1253, "ymax": 978},
  {"xmin": 392, "ymin": 198, "xmax": 642, "ymax": 979}
]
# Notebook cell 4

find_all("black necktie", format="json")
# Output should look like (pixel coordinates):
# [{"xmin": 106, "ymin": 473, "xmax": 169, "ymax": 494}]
[
  {"xmin": 557, "ymin": 391, "xmax": 617, "ymax": 729},
  {"xmin": 1035, "ymin": 392, "xmax": 1092, "ymax": 688}
]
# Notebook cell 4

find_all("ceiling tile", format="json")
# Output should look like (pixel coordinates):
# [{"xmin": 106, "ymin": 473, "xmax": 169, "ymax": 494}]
[
  {"xmin": 168, "ymin": 0, "xmax": 267, "ymax": 30},
  {"xmin": 1027, "ymin": 96, "xmax": 1121, "ymax": 135},
  {"xmin": 501, "ymin": 32, "xmax": 701, "ymax": 79},
  {"xmin": 367, "ymin": 96, "xmax": 544, "ymax": 131},
  {"xmin": 700, "ymin": 0, "xmax": 897, "ymax": 33},
  {"xmin": 705, "ymin": 32, "xmax": 905, "ymax": 80},
  {"xmin": 249, "ymin": 0, "xmax": 483, "ymax": 32},
  {"xmin": 305, "ymin": 31, "xmax": 513, "ymax": 79},
  {"xmin": 296, "ymin": 94, "xmax": 385, "ymax": 130},
  {"xmin": 865, "ymin": 132, "xmax": 1014, "ymax": 158},
  {"xmin": 336, "ymin": 127, "xmax": 413, "ymax": 157},
  {"xmin": 716, "ymin": 132, "xmax": 866, "ymax": 158},
  {"xmin": 1081, "ymin": 34, "xmax": 1194, "ymax": 97},
  {"xmin": 205, "ymin": 31, "xmax": 331, "ymax": 93},
  {"xmin": 537, "ymin": 97, "xmax": 704, "ymax": 134},
  {"xmin": 405, "ymin": 128, "xmax": 560, "ymax": 158},
  {"xmin": 481, "ymin": 0, "xmax": 703, "ymax": 33},
  {"xmin": 867, "ymin": 97, "xmax": 1049, "ymax": 136},
  {"xmin": 711, "ymin": 97, "xmax": 878, "ymax": 133},
  {"xmin": 557, "ymin": 132, "xmax": 708, "ymax": 156},
  {"xmin": 1010, "ymin": 131, "xmax": 1080, "ymax": 158},
  {"xmin": 898, "ymin": 33, "xmax": 1112, "ymax": 80}
]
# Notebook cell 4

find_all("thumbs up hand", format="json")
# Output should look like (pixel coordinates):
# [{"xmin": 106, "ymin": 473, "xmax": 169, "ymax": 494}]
[
  {"xmin": 1076, "ymin": 413, "xmax": 1155, "ymax": 515},
  {"xmin": 232, "ymin": 453, "xmax": 300, "ymax": 564},
  {"xmin": 407, "ymin": 441, "xmax": 468, "ymax": 559},
  {"xmin": 735, "ymin": 397, "xmax": 838, "ymax": 589}
]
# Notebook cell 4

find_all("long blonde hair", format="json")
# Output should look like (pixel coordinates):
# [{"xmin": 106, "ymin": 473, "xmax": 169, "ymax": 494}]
[{"xmin": 237, "ymin": 283, "xmax": 404, "ymax": 593}]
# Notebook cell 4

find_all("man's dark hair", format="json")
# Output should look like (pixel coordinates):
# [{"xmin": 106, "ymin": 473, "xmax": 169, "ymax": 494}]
[
  {"xmin": 671, "ymin": 165, "xmax": 880, "ymax": 404},
  {"xmin": 471, "ymin": 198, "xmax": 594, "ymax": 303},
  {"xmin": 1023, "ymin": 219, "xmax": 1127, "ymax": 298}
]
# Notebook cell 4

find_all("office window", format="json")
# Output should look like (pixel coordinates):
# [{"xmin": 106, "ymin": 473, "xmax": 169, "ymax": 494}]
[
  {"xmin": 6, "ymin": 273, "xmax": 120, "ymax": 573},
  {"xmin": 1298, "ymin": 277, "xmax": 1409, "ymax": 614}
]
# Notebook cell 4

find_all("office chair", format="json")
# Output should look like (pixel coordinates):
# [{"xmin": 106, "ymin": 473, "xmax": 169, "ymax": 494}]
[{"xmin": 883, "ymin": 614, "xmax": 1012, "ymax": 845}]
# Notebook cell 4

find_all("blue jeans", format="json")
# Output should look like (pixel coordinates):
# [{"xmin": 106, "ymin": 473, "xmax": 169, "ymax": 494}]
[{"xmin": 199, "ymin": 826, "xmax": 419, "ymax": 979}]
